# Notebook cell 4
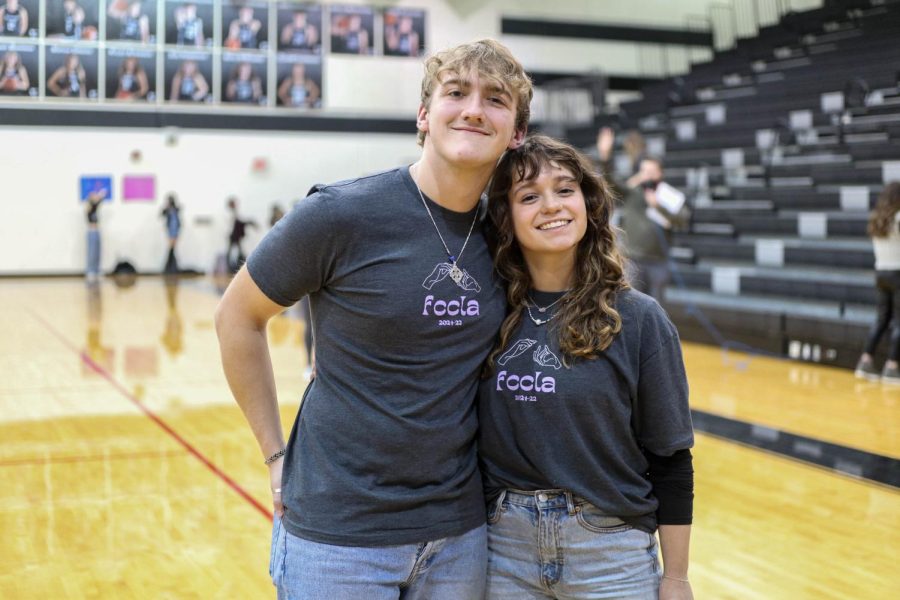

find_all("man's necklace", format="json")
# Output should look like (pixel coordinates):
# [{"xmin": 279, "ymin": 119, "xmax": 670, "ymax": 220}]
[{"xmin": 413, "ymin": 176, "xmax": 478, "ymax": 287}]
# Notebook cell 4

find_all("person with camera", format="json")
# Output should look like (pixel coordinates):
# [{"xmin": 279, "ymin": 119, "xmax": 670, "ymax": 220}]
[{"xmin": 598, "ymin": 127, "xmax": 688, "ymax": 301}]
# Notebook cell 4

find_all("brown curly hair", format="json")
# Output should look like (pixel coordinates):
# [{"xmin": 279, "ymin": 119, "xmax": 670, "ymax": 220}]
[
  {"xmin": 868, "ymin": 182, "xmax": 900, "ymax": 237},
  {"xmin": 485, "ymin": 134, "xmax": 629, "ymax": 371}
]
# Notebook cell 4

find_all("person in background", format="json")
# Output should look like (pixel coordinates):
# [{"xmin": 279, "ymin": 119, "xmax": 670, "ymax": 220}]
[
  {"xmin": 277, "ymin": 62, "xmax": 319, "ymax": 108},
  {"xmin": 269, "ymin": 203, "xmax": 285, "ymax": 228},
  {"xmin": 85, "ymin": 186, "xmax": 107, "ymax": 282},
  {"xmin": 280, "ymin": 10, "xmax": 318, "ymax": 52},
  {"xmin": 225, "ymin": 61, "xmax": 262, "ymax": 104},
  {"xmin": 332, "ymin": 13, "xmax": 368, "ymax": 55},
  {"xmin": 0, "ymin": 50, "xmax": 29, "ymax": 94},
  {"xmin": 47, "ymin": 53, "xmax": 87, "ymax": 98},
  {"xmin": 175, "ymin": 2, "xmax": 203, "ymax": 47},
  {"xmin": 161, "ymin": 193, "xmax": 181, "ymax": 274},
  {"xmin": 481, "ymin": 134, "xmax": 694, "ymax": 599},
  {"xmin": 59, "ymin": 0, "xmax": 85, "ymax": 39},
  {"xmin": 385, "ymin": 15, "xmax": 419, "ymax": 57},
  {"xmin": 114, "ymin": 56, "xmax": 149, "ymax": 101},
  {"xmin": 598, "ymin": 126, "xmax": 688, "ymax": 301},
  {"xmin": 108, "ymin": 0, "xmax": 150, "ymax": 44},
  {"xmin": 1, "ymin": 0, "xmax": 28, "ymax": 36},
  {"xmin": 225, "ymin": 5, "xmax": 261, "ymax": 50},
  {"xmin": 169, "ymin": 59, "xmax": 208, "ymax": 102},
  {"xmin": 855, "ymin": 182, "xmax": 900, "ymax": 383},
  {"xmin": 225, "ymin": 196, "xmax": 256, "ymax": 272}
]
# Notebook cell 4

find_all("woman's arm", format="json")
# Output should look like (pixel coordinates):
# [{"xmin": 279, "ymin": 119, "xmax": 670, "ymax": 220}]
[
  {"xmin": 306, "ymin": 78, "xmax": 320, "ymax": 106},
  {"xmin": 136, "ymin": 69, "xmax": 149, "ymax": 98},
  {"xmin": 47, "ymin": 67, "xmax": 63, "ymax": 96},
  {"xmin": 645, "ymin": 448, "xmax": 694, "ymax": 600},
  {"xmin": 658, "ymin": 525, "xmax": 693, "ymax": 600}
]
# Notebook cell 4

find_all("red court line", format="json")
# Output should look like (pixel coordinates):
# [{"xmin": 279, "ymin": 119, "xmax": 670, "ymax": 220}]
[
  {"xmin": 29, "ymin": 310, "xmax": 272, "ymax": 521},
  {"xmin": 0, "ymin": 449, "xmax": 186, "ymax": 468}
]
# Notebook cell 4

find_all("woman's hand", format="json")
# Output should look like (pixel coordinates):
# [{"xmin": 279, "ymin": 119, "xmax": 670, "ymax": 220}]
[{"xmin": 659, "ymin": 576, "xmax": 694, "ymax": 600}]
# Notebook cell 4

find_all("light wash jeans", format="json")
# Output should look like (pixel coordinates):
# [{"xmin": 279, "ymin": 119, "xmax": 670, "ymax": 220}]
[
  {"xmin": 86, "ymin": 229, "xmax": 101, "ymax": 277},
  {"xmin": 269, "ymin": 515, "xmax": 487, "ymax": 600},
  {"xmin": 486, "ymin": 489, "xmax": 660, "ymax": 599}
]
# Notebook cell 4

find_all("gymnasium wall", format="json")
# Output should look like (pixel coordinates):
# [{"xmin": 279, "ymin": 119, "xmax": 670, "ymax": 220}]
[{"xmin": 0, "ymin": 0, "xmax": 822, "ymax": 275}]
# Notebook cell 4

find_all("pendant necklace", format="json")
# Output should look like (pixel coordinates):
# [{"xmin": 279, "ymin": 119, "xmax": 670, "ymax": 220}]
[
  {"xmin": 525, "ymin": 292, "xmax": 568, "ymax": 326},
  {"xmin": 413, "ymin": 171, "xmax": 478, "ymax": 287}
]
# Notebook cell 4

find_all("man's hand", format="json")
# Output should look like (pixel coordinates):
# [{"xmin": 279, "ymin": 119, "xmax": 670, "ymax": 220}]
[
  {"xmin": 269, "ymin": 454, "xmax": 285, "ymax": 517},
  {"xmin": 644, "ymin": 188, "xmax": 659, "ymax": 208}
]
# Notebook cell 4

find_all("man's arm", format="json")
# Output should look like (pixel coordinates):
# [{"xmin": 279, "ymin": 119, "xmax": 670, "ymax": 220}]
[{"xmin": 215, "ymin": 266, "xmax": 289, "ymax": 514}]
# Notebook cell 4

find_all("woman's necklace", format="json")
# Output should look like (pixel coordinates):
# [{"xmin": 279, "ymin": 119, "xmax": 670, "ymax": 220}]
[{"xmin": 525, "ymin": 292, "xmax": 569, "ymax": 326}]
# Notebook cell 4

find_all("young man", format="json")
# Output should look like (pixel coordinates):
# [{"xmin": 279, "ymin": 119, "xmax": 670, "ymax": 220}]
[{"xmin": 214, "ymin": 39, "xmax": 532, "ymax": 598}]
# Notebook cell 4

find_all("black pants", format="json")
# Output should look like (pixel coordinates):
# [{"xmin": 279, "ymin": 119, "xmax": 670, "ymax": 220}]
[{"xmin": 863, "ymin": 270, "xmax": 900, "ymax": 361}]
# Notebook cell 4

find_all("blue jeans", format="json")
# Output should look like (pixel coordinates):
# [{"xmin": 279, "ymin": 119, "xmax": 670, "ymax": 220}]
[
  {"xmin": 86, "ymin": 229, "xmax": 101, "ymax": 277},
  {"xmin": 269, "ymin": 515, "xmax": 487, "ymax": 599},
  {"xmin": 486, "ymin": 490, "xmax": 660, "ymax": 599},
  {"xmin": 863, "ymin": 270, "xmax": 900, "ymax": 361}
]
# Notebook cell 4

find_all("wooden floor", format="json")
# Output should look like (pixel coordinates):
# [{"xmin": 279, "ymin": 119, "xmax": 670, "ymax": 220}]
[{"xmin": 0, "ymin": 277, "xmax": 897, "ymax": 599}]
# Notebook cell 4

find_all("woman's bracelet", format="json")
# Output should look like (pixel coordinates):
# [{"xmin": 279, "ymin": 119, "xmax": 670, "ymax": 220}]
[
  {"xmin": 663, "ymin": 574, "xmax": 690, "ymax": 583},
  {"xmin": 264, "ymin": 448, "xmax": 286, "ymax": 465}
]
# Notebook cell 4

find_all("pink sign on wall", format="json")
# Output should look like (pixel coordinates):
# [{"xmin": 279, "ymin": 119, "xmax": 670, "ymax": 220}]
[{"xmin": 122, "ymin": 175, "xmax": 156, "ymax": 202}]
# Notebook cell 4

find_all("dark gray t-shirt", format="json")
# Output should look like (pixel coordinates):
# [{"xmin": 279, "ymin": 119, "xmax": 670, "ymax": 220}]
[
  {"xmin": 478, "ymin": 288, "xmax": 693, "ymax": 532},
  {"xmin": 247, "ymin": 166, "xmax": 507, "ymax": 546}
]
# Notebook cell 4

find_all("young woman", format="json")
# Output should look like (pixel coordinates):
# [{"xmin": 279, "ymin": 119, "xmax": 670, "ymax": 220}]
[
  {"xmin": 0, "ymin": 51, "xmax": 29, "ymax": 95},
  {"xmin": 160, "ymin": 193, "xmax": 181, "ymax": 274},
  {"xmin": 480, "ymin": 135, "xmax": 695, "ymax": 599},
  {"xmin": 114, "ymin": 56, "xmax": 149, "ymax": 101},
  {"xmin": 855, "ymin": 182, "xmax": 900, "ymax": 383},
  {"xmin": 224, "ymin": 62, "xmax": 261, "ymax": 104},
  {"xmin": 169, "ymin": 59, "xmax": 208, "ymax": 102},
  {"xmin": 276, "ymin": 62, "xmax": 319, "ymax": 108},
  {"xmin": 47, "ymin": 54, "xmax": 87, "ymax": 98}
]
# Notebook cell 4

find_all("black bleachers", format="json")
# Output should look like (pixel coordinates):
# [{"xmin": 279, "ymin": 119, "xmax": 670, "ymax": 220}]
[{"xmin": 601, "ymin": 0, "xmax": 900, "ymax": 368}]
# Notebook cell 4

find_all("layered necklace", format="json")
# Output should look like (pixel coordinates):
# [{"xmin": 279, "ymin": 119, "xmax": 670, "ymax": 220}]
[
  {"xmin": 525, "ymin": 293, "xmax": 568, "ymax": 326},
  {"xmin": 412, "ymin": 168, "xmax": 479, "ymax": 287}
]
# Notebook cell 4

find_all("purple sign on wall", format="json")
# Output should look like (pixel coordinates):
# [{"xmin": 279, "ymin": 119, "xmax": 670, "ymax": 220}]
[{"xmin": 122, "ymin": 175, "xmax": 156, "ymax": 201}]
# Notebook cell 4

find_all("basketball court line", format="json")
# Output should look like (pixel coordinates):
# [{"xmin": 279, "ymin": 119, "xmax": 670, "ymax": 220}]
[
  {"xmin": 28, "ymin": 308, "xmax": 272, "ymax": 521},
  {"xmin": 0, "ymin": 449, "xmax": 186, "ymax": 468}
]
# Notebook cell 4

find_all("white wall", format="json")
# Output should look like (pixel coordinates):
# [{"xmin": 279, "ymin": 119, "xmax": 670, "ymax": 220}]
[
  {"xmin": 4, "ymin": 0, "xmax": 820, "ymax": 275},
  {"xmin": 0, "ymin": 127, "xmax": 419, "ymax": 275},
  {"xmin": 327, "ymin": 0, "xmax": 725, "ymax": 114}
]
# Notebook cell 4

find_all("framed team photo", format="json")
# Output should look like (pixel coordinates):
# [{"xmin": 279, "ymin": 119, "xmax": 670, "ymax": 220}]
[
  {"xmin": 105, "ymin": 0, "xmax": 157, "ymax": 45},
  {"xmin": 222, "ymin": 0, "xmax": 269, "ymax": 51},
  {"xmin": 45, "ymin": 0, "xmax": 99, "ymax": 41},
  {"xmin": 383, "ymin": 7, "xmax": 425, "ymax": 57},
  {"xmin": 0, "ymin": 0, "xmax": 39, "ymax": 38},
  {"xmin": 0, "ymin": 41, "xmax": 37, "ymax": 97},
  {"xmin": 221, "ymin": 51, "xmax": 267, "ymax": 106},
  {"xmin": 276, "ymin": 2, "xmax": 321, "ymax": 54},
  {"xmin": 275, "ymin": 53, "xmax": 321, "ymax": 108},
  {"xmin": 164, "ymin": 48, "xmax": 211, "ymax": 103},
  {"xmin": 330, "ymin": 5, "xmax": 373, "ymax": 56},
  {"xmin": 45, "ymin": 44, "xmax": 98, "ymax": 99},
  {"xmin": 164, "ymin": 0, "xmax": 213, "ymax": 48},
  {"xmin": 105, "ymin": 47, "xmax": 156, "ymax": 101}
]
